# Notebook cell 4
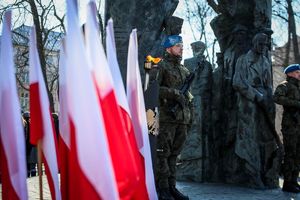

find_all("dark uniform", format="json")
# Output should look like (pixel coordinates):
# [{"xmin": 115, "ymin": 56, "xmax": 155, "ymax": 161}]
[
  {"xmin": 156, "ymin": 51, "xmax": 192, "ymax": 199},
  {"xmin": 274, "ymin": 76, "xmax": 300, "ymax": 192}
]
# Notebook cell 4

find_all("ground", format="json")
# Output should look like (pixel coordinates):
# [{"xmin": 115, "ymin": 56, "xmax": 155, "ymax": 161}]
[{"xmin": 1, "ymin": 176, "xmax": 300, "ymax": 199}]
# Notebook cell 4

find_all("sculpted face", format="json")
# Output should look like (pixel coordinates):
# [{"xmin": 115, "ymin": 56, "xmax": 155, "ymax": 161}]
[
  {"xmin": 191, "ymin": 41, "xmax": 206, "ymax": 57},
  {"xmin": 167, "ymin": 43, "xmax": 183, "ymax": 57},
  {"xmin": 252, "ymin": 33, "xmax": 268, "ymax": 55},
  {"xmin": 235, "ymin": 30, "xmax": 247, "ymax": 45},
  {"xmin": 287, "ymin": 70, "xmax": 300, "ymax": 80},
  {"xmin": 169, "ymin": 23, "xmax": 183, "ymax": 35},
  {"xmin": 165, "ymin": 16, "xmax": 184, "ymax": 35}
]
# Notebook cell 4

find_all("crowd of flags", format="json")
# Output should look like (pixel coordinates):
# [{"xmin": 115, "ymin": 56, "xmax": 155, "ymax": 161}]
[{"xmin": 0, "ymin": 0, "xmax": 158, "ymax": 199}]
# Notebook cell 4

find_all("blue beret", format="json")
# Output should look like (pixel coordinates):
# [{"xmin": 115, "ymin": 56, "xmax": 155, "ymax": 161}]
[
  {"xmin": 284, "ymin": 64, "xmax": 300, "ymax": 74},
  {"xmin": 163, "ymin": 35, "xmax": 182, "ymax": 48}
]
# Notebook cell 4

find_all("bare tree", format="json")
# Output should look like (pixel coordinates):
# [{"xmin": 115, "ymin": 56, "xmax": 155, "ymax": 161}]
[
  {"xmin": 0, "ymin": 0, "xmax": 105, "ymax": 111},
  {"xmin": 273, "ymin": 0, "xmax": 300, "ymax": 65},
  {"xmin": 183, "ymin": 0, "xmax": 216, "ymax": 64},
  {"xmin": 0, "ymin": 0, "xmax": 65, "ymax": 112}
]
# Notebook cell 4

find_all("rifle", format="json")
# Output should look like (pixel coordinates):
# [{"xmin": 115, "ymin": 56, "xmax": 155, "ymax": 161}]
[{"xmin": 170, "ymin": 60, "xmax": 204, "ymax": 119}]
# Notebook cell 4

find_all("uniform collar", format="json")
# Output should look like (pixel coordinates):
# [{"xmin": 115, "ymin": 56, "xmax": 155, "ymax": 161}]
[
  {"xmin": 287, "ymin": 76, "xmax": 300, "ymax": 87},
  {"xmin": 163, "ymin": 52, "xmax": 182, "ymax": 65}
]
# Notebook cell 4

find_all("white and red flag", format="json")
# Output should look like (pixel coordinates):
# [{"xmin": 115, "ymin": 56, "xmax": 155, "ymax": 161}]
[
  {"xmin": 58, "ymin": 40, "xmax": 71, "ymax": 200},
  {"xmin": 0, "ymin": 10, "xmax": 28, "ymax": 200},
  {"xmin": 84, "ymin": 2, "xmax": 140, "ymax": 199},
  {"xmin": 126, "ymin": 29, "xmax": 158, "ymax": 200},
  {"xmin": 106, "ymin": 19, "xmax": 150, "ymax": 200},
  {"xmin": 65, "ymin": 0, "xmax": 118, "ymax": 199},
  {"xmin": 29, "ymin": 26, "xmax": 61, "ymax": 200}
]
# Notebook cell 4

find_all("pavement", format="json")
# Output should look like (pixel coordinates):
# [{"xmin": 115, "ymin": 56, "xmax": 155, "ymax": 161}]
[
  {"xmin": 1, "ymin": 176, "xmax": 300, "ymax": 199},
  {"xmin": 177, "ymin": 180, "xmax": 300, "ymax": 200}
]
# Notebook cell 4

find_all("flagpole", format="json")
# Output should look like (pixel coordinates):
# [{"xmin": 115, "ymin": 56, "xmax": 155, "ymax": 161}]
[{"xmin": 37, "ymin": 141, "xmax": 43, "ymax": 200}]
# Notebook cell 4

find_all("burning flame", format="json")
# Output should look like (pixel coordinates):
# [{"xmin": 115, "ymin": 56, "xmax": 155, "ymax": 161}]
[{"xmin": 146, "ymin": 55, "xmax": 161, "ymax": 64}]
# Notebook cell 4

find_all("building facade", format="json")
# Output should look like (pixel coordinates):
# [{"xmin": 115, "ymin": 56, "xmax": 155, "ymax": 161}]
[{"xmin": 11, "ymin": 25, "xmax": 62, "ymax": 112}]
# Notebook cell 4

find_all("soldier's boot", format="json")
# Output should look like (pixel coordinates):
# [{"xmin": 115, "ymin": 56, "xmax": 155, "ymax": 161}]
[
  {"xmin": 282, "ymin": 181, "xmax": 300, "ymax": 193},
  {"xmin": 158, "ymin": 188, "xmax": 175, "ymax": 200},
  {"xmin": 169, "ymin": 186, "xmax": 189, "ymax": 200}
]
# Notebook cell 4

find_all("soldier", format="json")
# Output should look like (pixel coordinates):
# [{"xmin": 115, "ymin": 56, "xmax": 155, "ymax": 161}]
[
  {"xmin": 273, "ymin": 64, "xmax": 300, "ymax": 193},
  {"xmin": 156, "ymin": 35, "xmax": 192, "ymax": 200}
]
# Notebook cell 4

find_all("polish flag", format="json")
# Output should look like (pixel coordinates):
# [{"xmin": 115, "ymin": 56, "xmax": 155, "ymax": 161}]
[
  {"xmin": 0, "ymin": 10, "xmax": 28, "ymax": 200},
  {"xmin": 84, "ymin": 2, "xmax": 140, "ymax": 199},
  {"xmin": 58, "ymin": 40, "xmax": 71, "ymax": 200},
  {"xmin": 126, "ymin": 29, "xmax": 158, "ymax": 200},
  {"xmin": 65, "ymin": 0, "xmax": 118, "ymax": 199},
  {"xmin": 29, "ymin": 26, "xmax": 61, "ymax": 200},
  {"xmin": 106, "ymin": 19, "xmax": 150, "ymax": 200}
]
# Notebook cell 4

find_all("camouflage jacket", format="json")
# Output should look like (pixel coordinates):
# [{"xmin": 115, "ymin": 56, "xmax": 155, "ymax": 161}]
[
  {"xmin": 273, "ymin": 77, "xmax": 300, "ymax": 127},
  {"xmin": 158, "ymin": 52, "xmax": 193, "ymax": 124}
]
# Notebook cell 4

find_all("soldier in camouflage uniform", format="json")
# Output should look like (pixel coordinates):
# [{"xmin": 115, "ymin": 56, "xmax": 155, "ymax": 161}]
[
  {"xmin": 274, "ymin": 64, "xmax": 300, "ymax": 193},
  {"xmin": 156, "ymin": 35, "xmax": 192, "ymax": 200}
]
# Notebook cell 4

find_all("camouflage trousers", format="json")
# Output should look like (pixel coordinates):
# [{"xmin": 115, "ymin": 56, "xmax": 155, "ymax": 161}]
[
  {"xmin": 282, "ymin": 126, "xmax": 300, "ymax": 181},
  {"xmin": 156, "ymin": 122, "xmax": 187, "ymax": 189}
]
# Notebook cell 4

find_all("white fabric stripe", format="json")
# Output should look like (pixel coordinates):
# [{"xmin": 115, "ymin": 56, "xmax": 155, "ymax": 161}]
[
  {"xmin": 65, "ymin": 0, "xmax": 119, "ymax": 199},
  {"xmin": 0, "ymin": 10, "xmax": 28, "ymax": 200},
  {"xmin": 58, "ymin": 41, "xmax": 70, "ymax": 148},
  {"xmin": 106, "ymin": 19, "xmax": 131, "ymax": 117},
  {"xmin": 126, "ymin": 29, "xmax": 158, "ymax": 200},
  {"xmin": 85, "ymin": 1, "xmax": 113, "ymax": 97},
  {"xmin": 29, "ymin": 26, "xmax": 61, "ymax": 200}
]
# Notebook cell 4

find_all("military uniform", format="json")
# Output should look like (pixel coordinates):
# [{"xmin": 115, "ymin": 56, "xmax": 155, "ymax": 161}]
[
  {"xmin": 156, "ymin": 52, "xmax": 192, "ymax": 191},
  {"xmin": 274, "ymin": 77, "xmax": 300, "ymax": 187}
]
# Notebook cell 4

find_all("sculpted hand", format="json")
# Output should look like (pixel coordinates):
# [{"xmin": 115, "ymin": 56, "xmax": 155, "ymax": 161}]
[{"xmin": 256, "ymin": 93, "xmax": 269, "ymax": 109}]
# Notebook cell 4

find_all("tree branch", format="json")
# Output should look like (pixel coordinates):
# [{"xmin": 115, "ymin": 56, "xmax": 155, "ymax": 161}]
[{"xmin": 206, "ymin": 0, "xmax": 220, "ymax": 14}]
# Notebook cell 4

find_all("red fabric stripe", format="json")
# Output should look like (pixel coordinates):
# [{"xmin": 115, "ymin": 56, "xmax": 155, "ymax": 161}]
[
  {"xmin": 59, "ymin": 134, "xmax": 70, "ymax": 200},
  {"xmin": 43, "ymin": 153, "xmax": 57, "ymax": 200},
  {"xmin": 100, "ymin": 90, "xmax": 140, "ymax": 199},
  {"xmin": 29, "ymin": 83, "xmax": 43, "ymax": 145},
  {"xmin": 0, "ymin": 138, "xmax": 20, "ymax": 200},
  {"xmin": 50, "ymin": 108, "xmax": 59, "ymax": 163},
  {"xmin": 120, "ymin": 107, "xmax": 149, "ymax": 200},
  {"xmin": 132, "ymin": 156, "xmax": 148, "ymax": 200},
  {"xmin": 69, "ymin": 119, "xmax": 102, "ymax": 200}
]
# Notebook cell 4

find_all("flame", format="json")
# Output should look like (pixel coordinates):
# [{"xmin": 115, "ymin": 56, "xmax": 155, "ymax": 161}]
[{"xmin": 146, "ymin": 55, "xmax": 161, "ymax": 64}]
